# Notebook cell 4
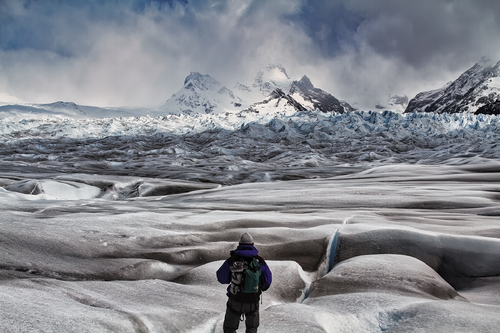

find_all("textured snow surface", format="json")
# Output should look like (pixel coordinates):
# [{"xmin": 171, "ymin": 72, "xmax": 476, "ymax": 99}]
[{"xmin": 1, "ymin": 164, "xmax": 500, "ymax": 332}]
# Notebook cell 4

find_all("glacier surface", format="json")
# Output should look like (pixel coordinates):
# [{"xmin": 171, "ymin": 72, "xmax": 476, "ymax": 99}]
[
  {"xmin": 1, "ymin": 110, "xmax": 500, "ymax": 185},
  {"xmin": 1, "ymin": 110, "xmax": 500, "ymax": 332}
]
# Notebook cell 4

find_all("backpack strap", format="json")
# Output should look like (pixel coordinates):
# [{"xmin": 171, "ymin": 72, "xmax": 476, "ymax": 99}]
[{"xmin": 228, "ymin": 254, "xmax": 242, "ymax": 264}]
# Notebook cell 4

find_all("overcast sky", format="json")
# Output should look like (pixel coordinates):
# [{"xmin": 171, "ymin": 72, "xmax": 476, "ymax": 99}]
[{"xmin": 1, "ymin": 0, "xmax": 499, "ymax": 109}]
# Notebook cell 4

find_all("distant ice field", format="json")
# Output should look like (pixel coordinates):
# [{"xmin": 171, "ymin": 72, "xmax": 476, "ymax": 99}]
[{"xmin": 1, "ymin": 110, "xmax": 500, "ymax": 185}]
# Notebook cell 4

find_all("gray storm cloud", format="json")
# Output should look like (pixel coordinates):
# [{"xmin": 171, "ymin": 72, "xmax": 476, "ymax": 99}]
[
  {"xmin": 347, "ymin": 0, "xmax": 500, "ymax": 67},
  {"xmin": 307, "ymin": 0, "xmax": 500, "ymax": 109},
  {"xmin": 0, "ymin": 0, "xmax": 499, "ymax": 108}
]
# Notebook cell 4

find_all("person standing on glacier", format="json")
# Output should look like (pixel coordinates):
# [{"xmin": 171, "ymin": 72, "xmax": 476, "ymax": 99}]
[{"xmin": 216, "ymin": 233, "xmax": 272, "ymax": 333}]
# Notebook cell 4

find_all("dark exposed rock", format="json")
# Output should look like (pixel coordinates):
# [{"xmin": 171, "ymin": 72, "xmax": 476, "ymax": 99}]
[
  {"xmin": 246, "ymin": 88, "xmax": 308, "ymax": 113},
  {"xmin": 289, "ymin": 76, "xmax": 349, "ymax": 113},
  {"xmin": 476, "ymin": 100, "xmax": 500, "ymax": 115}
]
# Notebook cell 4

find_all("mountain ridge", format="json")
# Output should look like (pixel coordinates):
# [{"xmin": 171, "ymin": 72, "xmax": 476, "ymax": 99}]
[
  {"xmin": 289, "ymin": 75, "xmax": 348, "ymax": 113},
  {"xmin": 159, "ymin": 65, "xmax": 354, "ymax": 116},
  {"xmin": 405, "ymin": 59, "xmax": 500, "ymax": 114}
]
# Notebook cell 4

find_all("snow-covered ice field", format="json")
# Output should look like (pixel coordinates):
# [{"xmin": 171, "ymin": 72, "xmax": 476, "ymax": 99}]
[{"xmin": 1, "ymin": 111, "xmax": 500, "ymax": 332}]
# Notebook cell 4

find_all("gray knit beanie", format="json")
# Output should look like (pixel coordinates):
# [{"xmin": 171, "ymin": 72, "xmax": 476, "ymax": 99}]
[{"xmin": 239, "ymin": 232, "xmax": 254, "ymax": 245}]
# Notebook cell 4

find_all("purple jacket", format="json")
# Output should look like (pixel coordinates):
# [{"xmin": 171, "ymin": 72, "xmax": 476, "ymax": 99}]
[{"xmin": 216, "ymin": 244, "xmax": 272, "ymax": 301}]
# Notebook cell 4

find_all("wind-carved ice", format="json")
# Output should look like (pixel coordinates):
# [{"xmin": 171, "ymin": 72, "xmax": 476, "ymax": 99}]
[{"xmin": 2, "ymin": 110, "xmax": 500, "ymax": 188}]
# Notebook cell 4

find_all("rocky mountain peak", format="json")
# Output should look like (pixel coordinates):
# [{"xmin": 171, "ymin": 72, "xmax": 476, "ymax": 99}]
[
  {"xmin": 293, "ymin": 75, "xmax": 315, "ymax": 91},
  {"xmin": 265, "ymin": 64, "xmax": 290, "ymax": 80},
  {"xmin": 252, "ymin": 64, "xmax": 292, "ymax": 97},
  {"xmin": 183, "ymin": 72, "xmax": 221, "ymax": 91},
  {"xmin": 289, "ymin": 75, "xmax": 350, "ymax": 113},
  {"xmin": 405, "ymin": 59, "xmax": 500, "ymax": 114}
]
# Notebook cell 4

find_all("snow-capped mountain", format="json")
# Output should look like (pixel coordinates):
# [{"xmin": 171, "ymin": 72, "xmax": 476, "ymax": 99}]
[
  {"xmin": 158, "ymin": 72, "xmax": 242, "ymax": 115},
  {"xmin": 43, "ymin": 101, "xmax": 86, "ymax": 116},
  {"xmin": 289, "ymin": 75, "xmax": 353, "ymax": 113},
  {"xmin": 242, "ymin": 75, "xmax": 355, "ymax": 115},
  {"xmin": 233, "ymin": 64, "xmax": 292, "ymax": 102},
  {"xmin": 0, "ymin": 65, "xmax": 353, "ymax": 119},
  {"xmin": 253, "ymin": 64, "xmax": 292, "ymax": 97},
  {"xmin": 405, "ymin": 59, "xmax": 500, "ymax": 114},
  {"xmin": 159, "ymin": 65, "xmax": 354, "ymax": 116}
]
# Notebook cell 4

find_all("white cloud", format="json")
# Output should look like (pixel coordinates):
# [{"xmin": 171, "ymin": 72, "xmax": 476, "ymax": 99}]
[
  {"xmin": 0, "ymin": 0, "xmax": 310, "ymax": 106},
  {"xmin": 304, "ymin": 0, "xmax": 500, "ymax": 109}
]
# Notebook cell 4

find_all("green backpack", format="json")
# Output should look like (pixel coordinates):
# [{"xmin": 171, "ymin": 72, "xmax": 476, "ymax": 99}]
[
  {"xmin": 229, "ymin": 257, "xmax": 261, "ymax": 294},
  {"xmin": 242, "ymin": 258, "xmax": 261, "ymax": 293}
]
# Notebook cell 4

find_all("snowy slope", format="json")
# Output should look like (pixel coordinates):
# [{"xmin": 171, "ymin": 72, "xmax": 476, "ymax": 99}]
[
  {"xmin": 0, "ymin": 101, "xmax": 146, "ymax": 120},
  {"xmin": 0, "ymin": 92, "xmax": 25, "ymax": 105},
  {"xmin": 406, "ymin": 59, "xmax": 500, "ymax": 114},
  {"xmin": 157, "ymin": 72, "xmax": 243, "ymax": 115},
  {"xmin": 233, "ymin": 64, "xmax": 292, "ymax": 102},
  {"xmin": 250, "ymin": 64, "xmax": 292, "ymax": 97},
  {"xmin": 241, "ymin": 88, "xmax": 308, "ymax": 115}
]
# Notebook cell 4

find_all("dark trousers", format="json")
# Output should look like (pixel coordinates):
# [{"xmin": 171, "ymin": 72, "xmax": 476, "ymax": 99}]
[{"xmin": 223, "ymin": 298, "xmax": 259, "ymax": 333}]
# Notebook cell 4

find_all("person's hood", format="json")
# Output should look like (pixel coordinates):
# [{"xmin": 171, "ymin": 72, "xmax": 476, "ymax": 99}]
[{"xmin": 231, "ymin": 244, "xmax": 258, "ymax": 258}]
